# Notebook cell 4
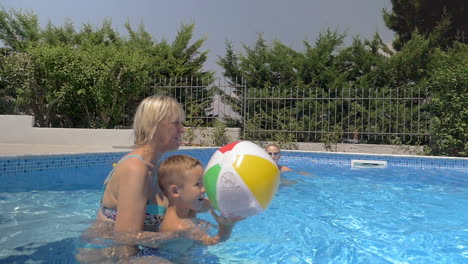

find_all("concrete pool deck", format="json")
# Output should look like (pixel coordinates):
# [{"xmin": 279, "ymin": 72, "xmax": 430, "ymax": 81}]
[{"xmin": 0, "ymin": 143, "xmax": 133, "ymax": 156}]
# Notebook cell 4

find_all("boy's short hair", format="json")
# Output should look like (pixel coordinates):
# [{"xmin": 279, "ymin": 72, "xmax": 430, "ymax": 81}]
[
  {"xmin": 158, "ymin": 154, "xmax": 202, "ymax": 195},
  {"xmin": 133, "ymin": 95, "xmax": 185, "ymax": 147}
]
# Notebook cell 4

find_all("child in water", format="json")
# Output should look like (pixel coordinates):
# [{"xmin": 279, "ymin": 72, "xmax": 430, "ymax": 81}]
[{"xmin": 157, "ymin": 154, "xmax": 241, "ymax": 252}]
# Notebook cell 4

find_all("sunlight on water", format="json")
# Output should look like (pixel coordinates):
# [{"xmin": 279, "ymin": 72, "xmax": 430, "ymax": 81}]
[{"xmin": 0, "ymin": 160, "xmax": 467, "ymax": 263}]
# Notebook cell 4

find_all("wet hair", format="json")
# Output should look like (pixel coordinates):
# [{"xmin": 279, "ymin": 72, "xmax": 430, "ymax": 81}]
[
  {"xmin": 158, "ymin": 154, "xmax": 202, "ymax": 196},
  {"xmin": 265, "ymin": 143, "xmax": 280, "ymax": 150},
  {"xmin": 132, "ymin": 95, "xmax": 185, "ymax": 147}
]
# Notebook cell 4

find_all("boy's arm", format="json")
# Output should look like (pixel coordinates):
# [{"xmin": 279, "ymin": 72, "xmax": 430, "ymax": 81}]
[
  {"xmin": 159, "ymin": 212, "xmax": 239, "ymax": 246},
  {"xmin": 198, "ymin": 209, "xmax": 242, "ymax": 246},
  {"xmin": 195, "ymin": 224, "xmax": 233, "ymax": 246},
  {"xmin": 171, "ymin": 217, "xmax": 230, "ymax": 246},
  {"xmin": 197, "ymin": 198, "xmax": 213, "ymax": 213}
]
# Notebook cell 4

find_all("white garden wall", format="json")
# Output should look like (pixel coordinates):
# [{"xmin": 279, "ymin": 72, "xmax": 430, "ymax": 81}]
[{"xmin": 0, "ymin": 115, "xmax": 240, "ymax": 147}]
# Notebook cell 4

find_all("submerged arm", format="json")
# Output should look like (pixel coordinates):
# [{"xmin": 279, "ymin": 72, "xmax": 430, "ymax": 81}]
[{"xmin": 112, "ymin": 229, "xmax": 182, "ymax": 248}]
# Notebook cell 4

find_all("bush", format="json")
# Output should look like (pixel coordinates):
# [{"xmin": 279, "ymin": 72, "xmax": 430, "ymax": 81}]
[{"xmin": 427, "ymin": 45, "xmax": 468, "ymax": 156}]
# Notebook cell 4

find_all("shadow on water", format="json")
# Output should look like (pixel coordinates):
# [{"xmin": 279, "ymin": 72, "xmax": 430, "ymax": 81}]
[{"xmin": 0, "ymin": 238, "xmax": 79, "ymax": 264}]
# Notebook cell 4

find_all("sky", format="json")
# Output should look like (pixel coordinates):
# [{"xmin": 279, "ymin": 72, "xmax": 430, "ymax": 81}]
[{"xmin": 0, "ymin": 0, "xmax": 394, "ymax": 76}]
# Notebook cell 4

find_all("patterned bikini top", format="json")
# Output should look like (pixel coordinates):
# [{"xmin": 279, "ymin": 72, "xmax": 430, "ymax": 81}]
[{"xmin": 100, "ymin": 155, "xmax": 166, "ymax": 227}]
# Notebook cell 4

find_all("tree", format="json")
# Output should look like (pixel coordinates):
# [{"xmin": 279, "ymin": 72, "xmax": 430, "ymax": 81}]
[
  {"xmin": 0, "ymin": 8, "xmax": 213, "ymax": 128},
  {"xmin": 0, "ymin": 8, "xmax": 40, "ymax": 51},
  {"xmin": 218, "ymin": 29, "xmax": 436, "ymax": 146},
  {"xmin": 427, "ymin": 42, "xmax": 468, "ymax": 156},
  {"xmin": 383, "ymin": 0, "xmax": 467, "ymax": 50}
]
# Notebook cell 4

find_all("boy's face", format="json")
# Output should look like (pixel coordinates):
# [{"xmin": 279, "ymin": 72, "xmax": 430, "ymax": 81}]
[{"xmin": 178, "ymin": 165, "xmax": 205, "ymax": 211}]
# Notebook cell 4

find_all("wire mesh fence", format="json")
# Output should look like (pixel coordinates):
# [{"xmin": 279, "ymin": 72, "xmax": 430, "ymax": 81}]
[
  {"xmin": 152, "ymin": 77, "xmax": 432, "ymax": 145},
  {"xmin": 150, "ymin": 77, "xmax": 245, "ymax": 127}
]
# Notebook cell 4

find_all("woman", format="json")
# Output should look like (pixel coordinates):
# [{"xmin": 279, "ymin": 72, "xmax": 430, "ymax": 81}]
[
  {"xmin": 265, "ymin": 143, "xmax": 312, "ymax": 180},
  {"xmin": 78, "ymin": 95, "xmax": 196, "ymax": 263},
  {"xmin": 265, "ymin": 143, "xmax": 292, "ymax": 172}
]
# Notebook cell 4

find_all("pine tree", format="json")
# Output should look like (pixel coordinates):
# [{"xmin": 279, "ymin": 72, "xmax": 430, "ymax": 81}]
[{"xmin": 383, "ymin": 0, "xmax": 467, "ymax": 50}]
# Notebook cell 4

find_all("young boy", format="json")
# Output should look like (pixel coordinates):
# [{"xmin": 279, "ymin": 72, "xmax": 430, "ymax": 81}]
[{"xmin": 157, "ymin": 154, "xmax": 240, "ymax": 252}]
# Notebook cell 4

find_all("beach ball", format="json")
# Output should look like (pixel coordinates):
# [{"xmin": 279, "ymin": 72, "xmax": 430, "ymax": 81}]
[{"xmin": 203, "ymin": 141, "xmax": 280, "ymax": 218}]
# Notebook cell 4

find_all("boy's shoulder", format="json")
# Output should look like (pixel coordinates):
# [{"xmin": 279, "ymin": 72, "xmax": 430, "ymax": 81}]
[
  {"xmin": 158, "ymin": 216, "xmax": 198, "ymax": 252},
  {"xmin": 160, "ymin": 212, "xmax": 196, "ymax": 233}
]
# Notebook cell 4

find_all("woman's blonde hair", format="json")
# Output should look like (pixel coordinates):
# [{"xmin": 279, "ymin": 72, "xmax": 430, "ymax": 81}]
[{"xmin": 133, "ymin": 95, "xmax": 185, "ymax": 147}]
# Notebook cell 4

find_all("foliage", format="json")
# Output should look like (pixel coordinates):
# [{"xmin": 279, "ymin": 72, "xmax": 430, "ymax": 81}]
[
  {"xmin": 219, "ymin": 30, "xmax": 428, "ymax": 145},
  {"xmin": 182, "ymin": 117, "xmax": 204, "ymax": 146},
  {"xmin": 0, "ymin": 8, "xmax": 212, "ymax": 128},
  {"xmin": 212, "ymin": 119, "xmax": 231, "ymax": 147},
  {"xmin": 321, "ymin": 125, "xmax": 343, "ymax": 152},
  {"xmin": 218, "ymin": 26, "xmax": 466, "ymax": 156},
  {"xmin": 0, "ymin": 8, "xmax": 40, "ymax": 51},
  {"xmin": 426, "ymin": 43, "xmax": 468, "ymax": 156},
  {"xmin": 242, "ymin": 112, "xmax": 263, "ymax": 141},
  {"xmin": 1, "ymin": 8, "xmax": 467, "ymax": 157},
  {"xmin": 0, "ymin": 52, "xmax": 34, "ymax": 114},
  {"xmin": 183, "ymin": 103, "xmax": 209, "ymax": 145},
  {"xmin": 383, "ymin": 0, "xmax": 467, "ymax": 50}
]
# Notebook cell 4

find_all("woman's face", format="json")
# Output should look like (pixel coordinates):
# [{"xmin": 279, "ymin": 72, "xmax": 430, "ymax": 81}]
[
  {"xmin": 154, "ymin": 114, "xmax": 185, "ymax": 152},
  {"xmin": 265, "ymin": 146, "xmax": 281, "ymax": 164}
]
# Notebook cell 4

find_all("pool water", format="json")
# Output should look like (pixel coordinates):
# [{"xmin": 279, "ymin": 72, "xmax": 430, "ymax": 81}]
[
  {"xmin": 212, "ymin": 163, "xmax": 467, "ymax": 263},
  {"xmin": 0, "ymin": 153, "xmax": 467, "ymax": 264}
]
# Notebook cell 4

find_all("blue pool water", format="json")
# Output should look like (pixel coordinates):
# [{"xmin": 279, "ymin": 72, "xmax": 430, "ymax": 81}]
[{"xmin": 0, "ymin": 149, "xmax": 467, "ymax": 264}]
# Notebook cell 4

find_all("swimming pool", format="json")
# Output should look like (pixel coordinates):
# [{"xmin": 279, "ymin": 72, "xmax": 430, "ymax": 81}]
[{"xmin": 0, "ymin": 149, "xmax": 467, "ymax": 263}]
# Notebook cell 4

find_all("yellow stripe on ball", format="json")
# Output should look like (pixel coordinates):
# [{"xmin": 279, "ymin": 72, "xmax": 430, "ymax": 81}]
[{"xmin": 233, "ymin": 155, "xmax": 280, "ymax": 209}]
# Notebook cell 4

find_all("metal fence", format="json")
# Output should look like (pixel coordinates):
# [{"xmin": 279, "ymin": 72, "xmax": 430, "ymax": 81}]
[
  {"xmin": 151, "ymin": 77, "xmax": 245, "ymax": 126},
  {"xmin": 154, "ymin": 77, "xmax": 432, "ymax": 145}
]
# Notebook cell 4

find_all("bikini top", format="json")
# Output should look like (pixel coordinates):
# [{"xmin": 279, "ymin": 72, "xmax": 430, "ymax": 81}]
[{"xmin": 100, "ymin": 154, "xmax": 166, "ymax": 227}]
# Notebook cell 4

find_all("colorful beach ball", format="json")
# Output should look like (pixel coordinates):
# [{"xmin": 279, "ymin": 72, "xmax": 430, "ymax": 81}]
[{"xmin": 203, "ymin": 141, "xmax": 280, "ymax": 218}]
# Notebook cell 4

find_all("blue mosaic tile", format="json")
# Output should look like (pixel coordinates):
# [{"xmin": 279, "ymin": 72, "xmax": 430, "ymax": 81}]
[
  {"xmin": 282, "ymin": 151, "xmax": 468, "ymax": 172},
  {"xmin": 0, "ymin": 148, "xmax": 466, "ymax": 177}
]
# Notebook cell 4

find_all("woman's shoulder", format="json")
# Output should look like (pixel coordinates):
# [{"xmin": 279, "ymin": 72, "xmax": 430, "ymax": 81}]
[
  {"xmin": 118, "ymin": 160, "xmax": 147, "ymax": 176},
  {"xmin": 113, "ymin": 154, "xmax": 152, "ymax": 183}
]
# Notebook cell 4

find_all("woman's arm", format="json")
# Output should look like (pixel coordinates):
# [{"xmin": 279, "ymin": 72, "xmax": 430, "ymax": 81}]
[
  {"xmin": 85, "ymin": 219, "xmax": 202, "ymax": 249},
  {"xmin": 112, "ymin": 229, "xmax": 183, "ymax": 248},
  {"xmin": 113, "ymin": 162, "xmax": 149, "ymax": 232}
]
